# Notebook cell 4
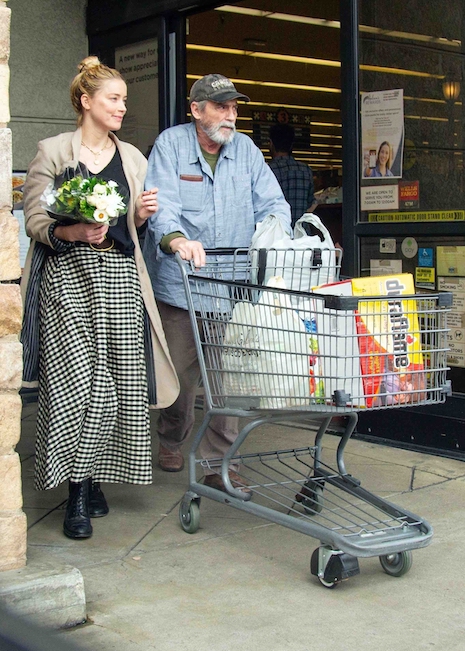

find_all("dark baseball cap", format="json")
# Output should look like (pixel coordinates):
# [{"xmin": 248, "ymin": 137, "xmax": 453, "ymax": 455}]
[{"xmin": 189, "ymin": 74, "xmax": 250, "ymax": 104}]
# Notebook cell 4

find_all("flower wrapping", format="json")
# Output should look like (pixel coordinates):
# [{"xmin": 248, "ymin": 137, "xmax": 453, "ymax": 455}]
[{"xmin": 41, "ymin": 166, "xmax": 128, "ymax": 226}]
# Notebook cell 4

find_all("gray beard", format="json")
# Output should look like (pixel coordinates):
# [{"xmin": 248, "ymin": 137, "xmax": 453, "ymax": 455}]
[{"xmin": 200, "ymin": 120, "xmax": 236, "ymax": 145}]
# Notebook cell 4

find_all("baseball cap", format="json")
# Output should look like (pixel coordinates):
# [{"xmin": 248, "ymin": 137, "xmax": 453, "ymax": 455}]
[{"xmin": 189, "ymin": 74, "xmax": 250, "ymax": 104}]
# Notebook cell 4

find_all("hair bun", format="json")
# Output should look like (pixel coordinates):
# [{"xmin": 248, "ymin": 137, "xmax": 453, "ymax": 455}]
[{"xmin": 78, "ymin": 56, "xmax": 101, "ymax": 74}]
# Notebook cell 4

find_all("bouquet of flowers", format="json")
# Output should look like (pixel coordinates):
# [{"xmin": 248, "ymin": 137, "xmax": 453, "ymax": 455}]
[{"xmin": 41, "ymin": 167, "xmax": 128, "ymax": 227}]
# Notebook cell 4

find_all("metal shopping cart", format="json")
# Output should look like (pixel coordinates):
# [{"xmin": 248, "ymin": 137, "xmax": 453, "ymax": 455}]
[{"xmin": 176, "ymin": 248, "xmax": 452, "ymax": 588}]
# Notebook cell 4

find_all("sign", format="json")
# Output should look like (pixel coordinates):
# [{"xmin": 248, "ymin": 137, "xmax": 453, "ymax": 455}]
[
  {"xmin": 115, "ymin": 39, "xmax": 159, "ymax": 155},
  {"xmin": 361, "ymin": 185, "xmax": 399, "ymax": 211},
  {"xmin": 370, "ymin": 259, "xmax": 402, "ymax": 275},
  {"xmin": 368, "ymin": 210, "xmax": 465, "ymax": 222},
  {"xmin": 401, "ymin": 237, "xmax": 418, "ymax": 259},
  {"xmin": 415, "ymin": 267, "xmax": 435, "ymax": 289},
  {"xmin": 380, "ymin": 239, "xmax": 396, "ymax": 254},
  {"xmin": 418, "ymin": 248, "xmax": 433, "ymax": 267},
  {"xmin": 361, "ymin": 89, "xmax": 404, "ymax": 179},
  {"xmin": 399, "ymin": 181, "xmax": 419, "ymax": 209}
]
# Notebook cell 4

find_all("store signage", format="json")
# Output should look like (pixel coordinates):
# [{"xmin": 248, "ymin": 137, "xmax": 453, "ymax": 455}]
[
  {"xmin": 361, "ymin": 185, "xmax": 399, "ymax": 211},
  {"xmin": 399, "ymin": 181, "xmax": 419, "ymax": 209},
  {"xmin": 368, "ymin": 210, "xmax": 465, "ymax": 222},
  {"xmin": 415, "ymin": 267, "xmax": 435, "ymax": 289},
  {"xmin": 115, "ymin": 39, "xmax": 158, "ymax": 155},
  {"xmin": 418, "ymin": 248, "xmax": 433, "ymax": 267}
]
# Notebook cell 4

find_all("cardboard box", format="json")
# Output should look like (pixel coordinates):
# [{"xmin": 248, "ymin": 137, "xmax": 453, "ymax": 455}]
[{"xmin": 351, "ymin": 274, "xmax": 426, "ymax": 408}]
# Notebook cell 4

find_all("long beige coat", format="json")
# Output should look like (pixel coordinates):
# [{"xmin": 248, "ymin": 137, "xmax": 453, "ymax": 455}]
[{"xmin": 22, "ymin": 128, "xmax": 179, "ymax": 409}]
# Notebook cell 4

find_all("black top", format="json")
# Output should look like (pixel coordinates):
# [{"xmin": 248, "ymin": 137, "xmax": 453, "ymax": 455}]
[{"xmin": 81, "ymin": 149, "xmax": 146, "ymax": 256}]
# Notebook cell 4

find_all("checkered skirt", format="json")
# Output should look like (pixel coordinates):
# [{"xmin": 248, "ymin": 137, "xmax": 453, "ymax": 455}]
[{"xmin": 35, "ymin": 245, "xmax": 152, "ymax": 490}]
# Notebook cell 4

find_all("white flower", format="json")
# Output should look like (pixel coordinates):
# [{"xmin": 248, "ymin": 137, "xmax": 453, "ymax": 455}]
[
  {"xmin": 107, "ymin": 180, "xmax": 117, "ymax": 189},
  {"xmin": 93, "ymin": 183, "xmax": 107, "ymax": 195},
  {"xmin": 86, "ymin": 194, "xmax": 98, "ymax": 207},
  {"xmin": 93, "ymin": 209, "xmax": 108, "ymax": 222},
  {"xmin": 104, "ymin": 193, "xmax": 125, "ymax": 218},
  {"xmin": 96, "ymin": 198, "xmax": 109, "ymax": 211}
]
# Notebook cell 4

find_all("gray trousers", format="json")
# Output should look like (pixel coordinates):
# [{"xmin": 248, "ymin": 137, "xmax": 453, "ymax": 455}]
[{"xmin": 156, "ymin": 300, "xmax": 239, "ymax": 474}]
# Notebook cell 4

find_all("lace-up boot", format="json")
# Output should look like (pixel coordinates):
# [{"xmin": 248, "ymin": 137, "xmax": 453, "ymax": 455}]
[{"xmin": 63, "ymin": 479, "xmax": 93, "ymax": 539}]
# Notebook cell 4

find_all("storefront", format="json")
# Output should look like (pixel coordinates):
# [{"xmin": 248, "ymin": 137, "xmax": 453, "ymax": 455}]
[{"xmin": 13, "ymin": 0, "xmax": 465, "ymax": 456}]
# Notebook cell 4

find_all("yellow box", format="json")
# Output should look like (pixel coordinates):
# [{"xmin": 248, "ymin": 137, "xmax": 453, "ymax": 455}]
[
  {"xmin": 437, "ymin": 247, "xmax": 465, "ymax": 277},
  {"xmin": 351, "ymin": 274, "xmax": 425, "ymax": 408}
]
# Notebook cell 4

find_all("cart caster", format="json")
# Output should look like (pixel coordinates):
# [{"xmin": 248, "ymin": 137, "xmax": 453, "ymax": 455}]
[
  {"xmin": 379, "ymin": 551, "xmax": 413, "ymax": 577},
  {"xmin": 297, "ymin": 479, "xmax": 324, "ymax": 515},
  {"xmin": 311, "ymin": 546, "xmax": 360, "ymax": 588},
  {"xmin": 179, "ymin": 497, "xmax": 200, "ymax": 534}
]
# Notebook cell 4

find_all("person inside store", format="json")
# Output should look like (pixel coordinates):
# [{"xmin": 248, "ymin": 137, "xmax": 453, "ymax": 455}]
[
  {"xmin": 21, "ymin": 56, "xmax": 179, "ymax": 540},
  {"xmin": 364, "ymin": 140, "xmax": 394, "ymax": 178},
  {"xmin": 268, "ymin": 122, "xmax": 318, "ymax": 227},
  {"xmin": 143, "ymin": 73, "xmax": 291, "ymax": 491}
]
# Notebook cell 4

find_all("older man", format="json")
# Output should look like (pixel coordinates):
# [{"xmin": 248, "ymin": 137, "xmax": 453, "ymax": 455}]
[{"xmin": 143, "ymin": 73, "xmax": 291, "ymax": 491}]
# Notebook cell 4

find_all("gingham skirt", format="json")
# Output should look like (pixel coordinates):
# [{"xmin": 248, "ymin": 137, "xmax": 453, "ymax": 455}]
[{"xmin": 35, "ymin": 245, "xmax": 152, "ymax": 490}]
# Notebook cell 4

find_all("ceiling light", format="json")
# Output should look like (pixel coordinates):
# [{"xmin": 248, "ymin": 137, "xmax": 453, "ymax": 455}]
[
  {"xmin": 215, "ymin": 5, "xmax": 461, "ymax": 48},
  {"xmin": 187, "ymin": 44, "xmax": 441, "ymax": 79},
  {"xmin": 187, "ymin": 73, "xmax": 340, "ymax": 94}
]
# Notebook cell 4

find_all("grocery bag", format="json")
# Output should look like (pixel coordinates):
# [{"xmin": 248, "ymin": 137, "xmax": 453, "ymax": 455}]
[
  {"xmin": 222, "ymin": 277, "xmax": 310, "ymax": 409},
  {"xmin": 255, "ymin": 277, "xmax": 311, "ymax": 409},
  {"xmin": 250, "ymin": 213, "xmax": 337, "ymax": 293},
  {"xmin": 222, "ymin": 301, "xmax": 262, "ymax": 409}
]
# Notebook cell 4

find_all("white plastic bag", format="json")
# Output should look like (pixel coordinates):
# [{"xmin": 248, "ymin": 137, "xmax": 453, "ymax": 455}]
[
  {"xmin": 255, "ymin": 277, "xmax": 311, "ymax": 409},
  {"xmin": 222, "ymin": 301, "xmax": 262, "ymax": 408},
  {"xmin": 250, "ymin": 213, "xmax": 337, "ymax": 292},
  {"xmin": 222, "ymin": 277, "xmax": 310, "ymax": 409}
]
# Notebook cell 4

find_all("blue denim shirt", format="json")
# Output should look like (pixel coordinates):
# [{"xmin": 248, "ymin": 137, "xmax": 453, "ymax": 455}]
[{"xmin": 143, "ymin": 122, "xmax": 291, "ymax": 309}]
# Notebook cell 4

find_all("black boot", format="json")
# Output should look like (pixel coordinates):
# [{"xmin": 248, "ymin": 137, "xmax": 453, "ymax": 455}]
[
  {"xmin": 63, "ymin": 479, "xmax": 93, "ymax": 539},
  {"xmin": 89, "ymin": 481, "xmax": 109, "ymax": 518}
]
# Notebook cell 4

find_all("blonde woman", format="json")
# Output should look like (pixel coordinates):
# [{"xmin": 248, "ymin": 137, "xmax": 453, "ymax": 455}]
[
  {"xmin": 22, "ymin": 57, "xmax": 178, "ymax": 539},
  {"xmin": 365, "ymin": 141, "xmax": 393, "ymax": 177}
]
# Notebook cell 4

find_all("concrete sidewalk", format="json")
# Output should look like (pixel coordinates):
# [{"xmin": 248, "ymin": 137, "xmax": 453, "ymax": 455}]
[{"xmin": 15, "ymin": 402, "xmax": 465, "ymax": 651}]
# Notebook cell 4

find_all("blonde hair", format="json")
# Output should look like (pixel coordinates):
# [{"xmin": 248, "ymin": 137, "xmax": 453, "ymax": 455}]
[{"xmin": 70, "ymin": 56, "xmax": 123, "ymax": 126}]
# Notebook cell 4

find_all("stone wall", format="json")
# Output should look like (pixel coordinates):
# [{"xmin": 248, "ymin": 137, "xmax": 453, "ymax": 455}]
[{"xmin": 0, "ymin": 0, "xmax": 27, "ymax": 571}]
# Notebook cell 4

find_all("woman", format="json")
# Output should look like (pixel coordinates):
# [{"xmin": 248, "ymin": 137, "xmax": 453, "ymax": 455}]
[
  {"xmin": 21, "ymin": 57, "xmax": 179, "ymax": 540},
  {"xmin": 365, "ymin": 141, "xmax": 393, "ymax": 178}
]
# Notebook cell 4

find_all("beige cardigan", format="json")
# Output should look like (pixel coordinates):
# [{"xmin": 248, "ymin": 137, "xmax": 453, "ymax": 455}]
[{"xmin": 22, "ymin": 128, "xmax": 179, "ymax": 409}]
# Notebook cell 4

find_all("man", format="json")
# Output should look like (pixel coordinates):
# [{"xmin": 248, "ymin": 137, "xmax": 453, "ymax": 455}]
[
  {"xmin": 269, "ymin": 122, "xmax": 317, "ymax": 227},
  {"xmin": 143, "ymin": 73, "xmax": 291, "ymax": 491}
]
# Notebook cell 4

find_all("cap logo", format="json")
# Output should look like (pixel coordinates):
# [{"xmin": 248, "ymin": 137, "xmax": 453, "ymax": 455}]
[{"xmin": 211, "ymin": 79, "xmax": 234, "ymax": 90}]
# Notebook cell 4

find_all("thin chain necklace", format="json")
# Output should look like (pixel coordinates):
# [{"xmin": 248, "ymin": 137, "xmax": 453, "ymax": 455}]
[{"xmin": 81, "ymin": 138, "xmax": 113, "ymax": 166}]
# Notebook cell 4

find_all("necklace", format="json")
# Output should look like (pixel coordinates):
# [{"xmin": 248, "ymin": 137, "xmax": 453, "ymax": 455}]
[{"xmin": 81, "ymin": 139, "xmax": 113, "ymax": 166}]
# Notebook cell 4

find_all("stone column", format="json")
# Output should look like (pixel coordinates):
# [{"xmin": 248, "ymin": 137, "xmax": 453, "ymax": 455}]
[{"xmin": 0, "ymin": 0, "xmax": 27, "ymax": 572}]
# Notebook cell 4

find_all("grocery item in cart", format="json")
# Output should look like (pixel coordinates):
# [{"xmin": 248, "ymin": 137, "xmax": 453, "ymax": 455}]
[
  {"xmin": 222, "ymin": 276, "xmax": 310, "ymax": 409},
  {"xmin": 249, "ymin": 213, "xmax": 337, "ymax": 292},
  {"xmin": 311, "ymin": 280, "xmax": 365, "ymax": 407},
  {"xmin": 351, "ymin": 273, "xmax": 427, "ymax": 407}
]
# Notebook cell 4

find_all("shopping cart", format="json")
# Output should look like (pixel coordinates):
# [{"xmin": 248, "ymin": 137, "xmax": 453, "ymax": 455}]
[{"xmin": 176, "ymin": 248, "xmax": 452, "ymax": 588}]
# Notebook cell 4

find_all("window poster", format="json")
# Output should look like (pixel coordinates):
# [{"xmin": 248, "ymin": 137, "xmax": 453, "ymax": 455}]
[
  {"xmin": 361, "ymin": 89, "xmax": 404, "ymax": 180},
  {"xmin": 115, "ymin": 39, "xmax": 159, "ymax": 156}
]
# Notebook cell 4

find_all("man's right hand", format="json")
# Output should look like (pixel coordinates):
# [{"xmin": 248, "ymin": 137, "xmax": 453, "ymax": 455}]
[{"xmin": 169, "ymin": 237, "xmax": 206, "ymax": 268}]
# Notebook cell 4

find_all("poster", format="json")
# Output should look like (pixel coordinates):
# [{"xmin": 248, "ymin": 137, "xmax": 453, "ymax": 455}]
[
  {"xmin": 115, "ymin": 39, "xmax": 159, "ymax": 156},
  {"xmin": 361, "ymin": 89, "xmax": 404, "ymax": 180}
]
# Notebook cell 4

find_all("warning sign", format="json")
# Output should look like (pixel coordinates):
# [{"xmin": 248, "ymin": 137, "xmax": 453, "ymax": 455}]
[{"xmin": 368, "ymin": 210, "xmax": 465, "ymax": 222}]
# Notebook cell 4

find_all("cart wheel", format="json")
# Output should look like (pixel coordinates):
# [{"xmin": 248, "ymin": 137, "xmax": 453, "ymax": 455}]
[
  {"xmin": 300, "ymin": 481, "xmax": 324, "ymax": 515},
  {"xmin": 179, "ymin": 500, "xmax": 200, "ymax": 534},
  {"xmin": 379, "ymin": 551, "xmax": 413, "ymax": 577},
  {"xmin": 318, "ymin": 576, "xmax": 338, "ymax": 589}
]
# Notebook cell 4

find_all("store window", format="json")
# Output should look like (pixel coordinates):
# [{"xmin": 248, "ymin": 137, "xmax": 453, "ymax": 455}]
[
  {"xmin": 359, "ymin": 1, "xmax": 465, "ymax": 221},
  {"xmin": 358, "ymin": 1, "xmax": 465, "ymax": 387}
]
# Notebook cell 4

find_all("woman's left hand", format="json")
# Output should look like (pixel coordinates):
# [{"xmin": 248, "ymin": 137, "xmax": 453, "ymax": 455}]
[{"xmin": 135, "ymin": 187, "xmax": 158, "ymax": 225}]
